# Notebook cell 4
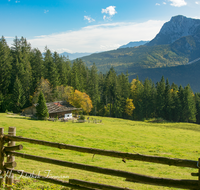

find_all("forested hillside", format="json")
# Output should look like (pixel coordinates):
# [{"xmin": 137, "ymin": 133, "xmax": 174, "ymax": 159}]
[
  {"xmin": 129, "ymin": 60, "xmax": 200, "ymax": 93},
  {"xmin": 0, "ymin": 36, "xmax": 200, "ymax": 124},
  {"xmin": 81, "ymin": 44, "xmax": 189, "ymax": 74}
]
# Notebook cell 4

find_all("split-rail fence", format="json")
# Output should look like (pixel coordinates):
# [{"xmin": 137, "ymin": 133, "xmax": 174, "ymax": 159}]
[{"xmin": 0, "ymin": 126, "xmax": 200, "ymax": 190}]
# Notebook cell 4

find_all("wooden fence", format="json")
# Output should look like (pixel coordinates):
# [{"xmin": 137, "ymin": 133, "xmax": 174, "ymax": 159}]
[{"xmin": 0, "ymin": 126, "xmax": 200, "ymax": 190}]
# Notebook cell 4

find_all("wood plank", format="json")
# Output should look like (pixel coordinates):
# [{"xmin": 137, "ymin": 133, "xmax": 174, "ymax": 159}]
[
  {"xmin": 6, "ymin": 151, "xmax": 198, "ymax": 189},
  {"xmin": 4, "ymin": 135, "xmax": 198, "ymax": 169},
  {"xmin": 0, "ymin": 128, "xmax": 4, "ymax": 187}
]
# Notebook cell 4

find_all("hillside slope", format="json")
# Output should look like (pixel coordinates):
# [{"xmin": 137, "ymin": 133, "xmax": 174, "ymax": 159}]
[
  {"xmin": 130, "ymin": 60, "xmax": 200, "ymax": 92},
  {"xmin": 81, "ymin": 44, "xmax": 189, "ymax": 74}
]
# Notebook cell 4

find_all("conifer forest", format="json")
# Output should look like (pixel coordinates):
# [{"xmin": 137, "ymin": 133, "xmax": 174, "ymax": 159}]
[{"xmin": 1, "ymin": 36, "xmax": 200, "ymax": 124}]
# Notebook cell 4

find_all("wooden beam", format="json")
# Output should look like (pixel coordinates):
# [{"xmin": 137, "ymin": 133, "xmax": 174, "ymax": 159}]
[
  {"xmin": 6, "ymin": 127, "xmax": 16, "ymax": 190},
  {"xmin": 5, "ymin": 169, "xmax": 94, "ymax": 190},
  {"xmin": 0, "ymin": 128, "xmax": 4, "ymax": 187},
  {"xmin": 3, "ymin": 145, "xmax": 23, "ymax": 152},
  {"xmin": 4, "ymin": 161, "xmax": 17, "ymax": 168},
  {"xmin": 6, "ymin": 151, "xmax": 198, "ymax": 189},
  {"xmin": 69, "ymin": 179, "xmax": 134, "ymax": 190},
  {"xmin": 4, "ymin": 135, "xmax": 198, "ymax": 169}
]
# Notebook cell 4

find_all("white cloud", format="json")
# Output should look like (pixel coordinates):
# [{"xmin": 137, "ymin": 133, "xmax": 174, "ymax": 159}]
[
  {"xmin": 44, "ymin": 10, "xmax": 49, "ymax": 14},
  {"xmin": 102, "ymin": 6, "xmax": 117, "ymax": 20},
  {"xmin": 156, "ymin": 3, "xmax": 161, "ymax": 5},
  {"xmin": 84, "ymin": 16, "xmax": 95, "ymax": 23},
  {"xmin": 15, "ymin": 1, "xmax": 20, "ymax": 3},
  {"xmin": 163, "ymin": 2, "xmax": 167, "ymax": 4},
  {"xmin": 195, "ymin": 1, "xmax": 200, "ymax": 4},
  {"xmin": 27, "ymin": 20, "xmax": 165, "ymax": 53},
  {"xmin": 168, "ymin": 0, "xmax": 187, "ymax": 7}
]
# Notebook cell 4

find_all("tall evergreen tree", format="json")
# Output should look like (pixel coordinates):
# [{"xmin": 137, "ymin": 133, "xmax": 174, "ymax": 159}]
[
  {"xmin": 36, "ymin": 91, "xmax": 49, "ymax": 119},
  {"xmin": 0, "ymin": 36, "xmax": 12, "ymax": 96},
  {"xmin": 71, "ymin": 61, "xmax": 80, "ymax": 90},
  {"xmin": 44, "ymin": 48, "xmax": 59, "ymax": 88},
  {"xmin": 57, "ymin": 55, "xmax": 71, "ymax": 86},
  {"xmin": 163, "ymin": 79, "xmax": 173, "ymax": 121},
  {"xmin": 142, "ymin": 78, "xmax": 152, "ymax": 119},
  {"xmin": 87, "ymin": 63, "xmax": 99, "ymax": 115},
  {"xmin": 156, "ymin": 76, "xmax": 165, "ymax": 118},
  {"xmin": 12, "ymin": 76, "xmax": 25, "ymax": 113},
  {"xmin": 183, "ymin": 85, "xmax": 196, "ymax": 122},
  {"xmin": 30, "ymin": 48, "xmax": 44, "ymax": 94}
]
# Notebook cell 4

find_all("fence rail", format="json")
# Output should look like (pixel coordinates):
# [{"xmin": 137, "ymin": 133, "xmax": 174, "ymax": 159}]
[
  {"xmin": 0, "ymin": 127, "xmax": 200, "ymax": 190},
  {"xmin": 4, "ymin": 135, "xmax": 198, "ymax": 168}
]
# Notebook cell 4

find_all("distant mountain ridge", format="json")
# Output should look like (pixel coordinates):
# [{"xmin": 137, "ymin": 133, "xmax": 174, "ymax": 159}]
[
  {"xmin": 60, "ymin": 52, "xmax": 93, "ymax": 60},
  {"xmin": 118, "ymin": 40, "xmax": 149, "ymax": 49}
]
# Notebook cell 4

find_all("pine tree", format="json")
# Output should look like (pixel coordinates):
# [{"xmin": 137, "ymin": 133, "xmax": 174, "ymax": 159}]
[
  {"xmin": 183, "ymin": 85, "xmax": 196, "ymax": 122},
  {"xmin": 44, "ymin": 48, "xmax": 59, "ymax": 88},
  {"xmin": 36, "ymin": 91, "xmax": 49, "ymax": 119},
  {"xmin": 163, "ymin": 79, "xmax": 173, "ymax": 121},
  {"xmin": 142, "ymin": 78, "xmax": 152, "ymax": 119},
  {"xmin": 30, "ymin": 48, "xmax": 44, "ymax": 94},
  {"xmin": 177, "ymin": 85, "xmax": 184, "ymax": 122},
  {"xmin": 12, "ymin": 76, "xmax": 25, "ymax": 113},
  {"xmin": 87, "ymin": 63, "xmax": 99, "ymax": 115},
  {"xmin": 156, "ymin": 76, "xmax": 165, "ymax": 118},
  {"xmin": 0, "ymin": 36, "xmax": 12, "ymax": 96},
  {"xmin": 11, "ymin": 37, "xmax": 32, "ymax": 107},
  {"xmin": 57, "ymin": 55, "xmax": 71, "ymax": 86},
  {"xmin": 71, "ymin": 61, "xmax": 80, "ymax": 90}
]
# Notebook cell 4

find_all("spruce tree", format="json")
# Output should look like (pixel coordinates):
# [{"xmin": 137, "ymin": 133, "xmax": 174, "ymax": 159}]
[
  {"xmin": 87, "ymin": 63, "xmax": 99, "ymax": 115},
  {"xmin": 12, "ymin": 76, "xmax": 25, "ymax": 113},
  {"xmin": 44, "ymin": 48, "xmax": 59, "ymax": 88},
  {"xmin": 30, "ymin": 48, "xmax": 44, "ymax": 94},
  {"xmin": 183, "ymin": 85, "xmax": 196, "ymax": 122},
  {"xmin": 163, "ymin": 79, "xmax": 173, "ymax": 121},
  {"xmin": 0, "ymin": 36, "xmax": 12, "ymax": 96},
  {"xmin": 36, "ymin": 91, "xmax": 49, "ymax": 119},
  {"xmin": 156, "ymin": 76, "xmax": 165, "ymax": 118}
]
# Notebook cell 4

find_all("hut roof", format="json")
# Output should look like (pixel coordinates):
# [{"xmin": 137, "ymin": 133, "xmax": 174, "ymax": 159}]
[{"xmin": 34, "ymin": 101, "xmax": 81, "ymax": 114}]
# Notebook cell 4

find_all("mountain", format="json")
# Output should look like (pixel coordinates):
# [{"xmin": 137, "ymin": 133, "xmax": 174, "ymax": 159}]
[
  {"xmin": 79, "ymin": 15, "xmax": 200, "ymax": 91},
  {"xmin": 118, "ymin": 40, "xmax": 149, "ymax": 49},
  {"xmin": 81, "ymin": 44, "xmax": 189, "ymax": 74},
  {"xmin": 60, "ymin": 52, "xmax": 93, "ymax": 60},
  {"xmin": 147, "ymin": 15, "xmax": 200, "ymax": 46},
  {"xmin": 80, "ymin": 15, "xmax": 200, "ymax": 73}
]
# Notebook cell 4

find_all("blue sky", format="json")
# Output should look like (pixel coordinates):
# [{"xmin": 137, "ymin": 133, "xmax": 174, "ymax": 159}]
[{"xmin": 1, "ymin": 0, "xmax": 200, "ymax": 53}]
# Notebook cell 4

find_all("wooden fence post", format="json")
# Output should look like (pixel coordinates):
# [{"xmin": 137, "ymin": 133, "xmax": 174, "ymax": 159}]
[
  {"xmin": 198, "ymin": 158, "xmax": 200, "ymax": 189},
  {"xmin": 6, "ymin": 127, "xmax": 16, "ymax": 189},
  {"xmin": 0, "ymin": 128, "xmax": 4, "ymax": 188}
]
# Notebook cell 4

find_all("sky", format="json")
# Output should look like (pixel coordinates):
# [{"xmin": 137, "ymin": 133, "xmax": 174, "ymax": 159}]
[{"xmin": 1, "ymin": 0, "xmax": 200, "ymax": 53}]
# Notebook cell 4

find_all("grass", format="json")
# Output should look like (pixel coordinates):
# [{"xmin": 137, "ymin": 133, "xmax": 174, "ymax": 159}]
[{"xmin": 0, "ymin": 113, "xmax": 200, "ymax": 189}]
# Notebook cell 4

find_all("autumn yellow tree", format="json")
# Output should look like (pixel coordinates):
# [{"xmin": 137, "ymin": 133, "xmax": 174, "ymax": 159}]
[
  {"xmin": 69, "ymin": 90, "xmax": 93, "ymax": 114},
  {"xmin": 124, "ymin": 98, "xmax": 135, "ymax": 117}
]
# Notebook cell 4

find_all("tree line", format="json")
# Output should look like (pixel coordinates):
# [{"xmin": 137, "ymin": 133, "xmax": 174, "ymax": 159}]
[{"xmin": 0, "ymin": 36, "xmax": 200, "ymax": 123}]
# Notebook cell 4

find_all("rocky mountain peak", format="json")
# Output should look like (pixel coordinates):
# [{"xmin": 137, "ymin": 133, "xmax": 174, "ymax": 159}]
[{"xmin": 147, "ymin": 15, "xmax": 200, "ymax": 46}]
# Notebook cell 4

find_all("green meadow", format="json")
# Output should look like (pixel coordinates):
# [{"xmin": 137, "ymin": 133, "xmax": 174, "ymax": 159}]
[{"xmin": 0, "ymin": 113, "xmax": 200, "ymax": 190}]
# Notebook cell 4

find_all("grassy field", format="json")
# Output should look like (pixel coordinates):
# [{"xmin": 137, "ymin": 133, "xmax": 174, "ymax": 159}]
[{"xmin": 0, "ymin": 113, "xmax": 200, "ymax": 190}]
